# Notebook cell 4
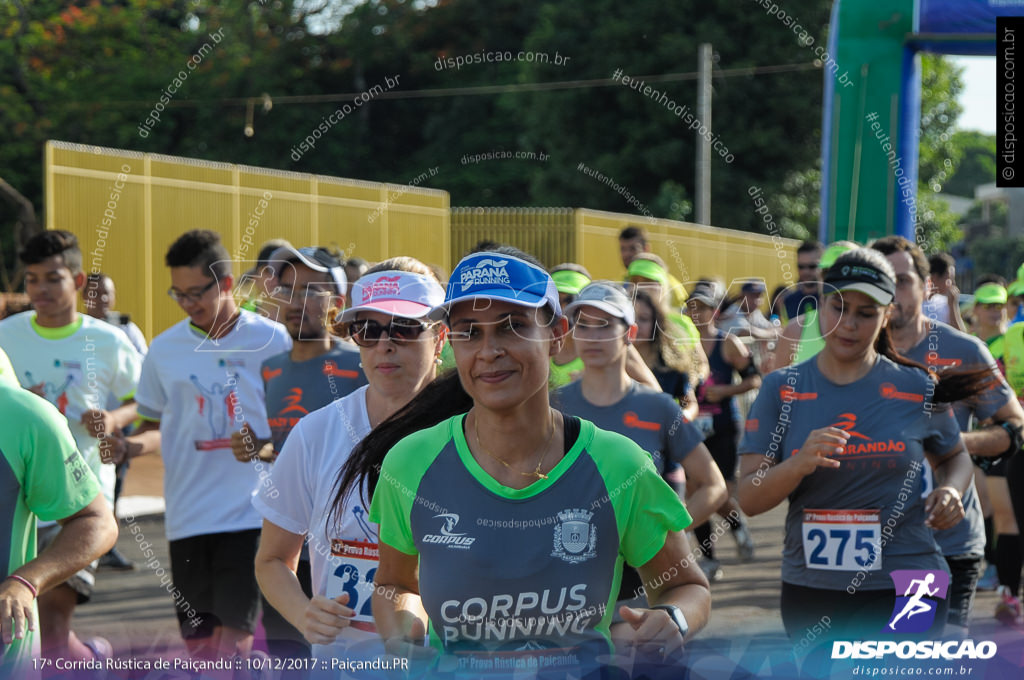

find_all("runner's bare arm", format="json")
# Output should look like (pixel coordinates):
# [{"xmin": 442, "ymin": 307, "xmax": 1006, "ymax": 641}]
[
  {"xmin": 962, "ymin": 398, "xmax": 1024, "ymax": 456},
  {"xmin": 924, "ymin": 439, "xmax": 972, "ymax": 530},
  {"xmin": 620, "ymin": 530, "xmax": 710, "ymax": 653},
  {"xmin": 736, "ymin": 427, "xmax": 849, "ymax": 516},
  {"xmin": 625, "ymin": 344, "xmax": 661, "ymax": 390},
  {"xmin": 679, "ymin": 444, "xmax": 728, "ymax": 527},
  {"xmin": 768, "ymin": 317, "xmax": 802, "ymax": 371},
  {"xmin": 1, "ymin": 494, "xmax": 116, "ymax": 645},
  {"xmin": 255, "ymin": 519, "xmax": 354, "ymax": 645},
  {"xmin": 19, "ymin": 494, "xmax": 116, "ymax": 597},
  {"xmin": 230, "ymin": 422, "xmax": 275, "ymax": 463},
  {"xmin": 679, "ymin": 386, "xmax": 699, "ymax": 422},
  {"xmin": 120, "ymin": 419, "xmax": 162, "ymax": 461},
  {"xmin": 373, "ymin": 542, "xmax": 434, "ymax": 659},
  {"xmin": 705, "ymin": 337, "xmax": 762, "ymax": 402},
  {"xmin": 80, "ymin": 399, "xmax": 138, "ymax": 439}
]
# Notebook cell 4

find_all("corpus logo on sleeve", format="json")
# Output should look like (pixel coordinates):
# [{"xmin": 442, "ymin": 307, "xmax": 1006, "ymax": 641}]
[
  {"xmin": 552, "ymin": 508, "xmax": 597, "ymax": 564},
  {"xmin": 423, "ymin": 513, "xmax": 476, "ymax": 549},
  {"xmin": 460, "ymin": 258, "xmax": 510, "ymax": 291},
  {"xmin": 884, "ymin": 569, "xmax": 950, "ymax": 634}
]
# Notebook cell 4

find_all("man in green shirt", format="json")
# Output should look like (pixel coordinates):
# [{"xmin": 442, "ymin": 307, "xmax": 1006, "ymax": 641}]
[{"xmin": 0, "ymin": 384, "xmax": 117, "ymax": 676}]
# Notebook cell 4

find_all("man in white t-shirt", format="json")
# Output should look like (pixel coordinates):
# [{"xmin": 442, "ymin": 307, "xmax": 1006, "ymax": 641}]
[
  {"xmin": 122, "ymin": 230, "xmax": 290, "ymax": 662},
  {"xmin": 0, "ymin": 230, "xmax": 141, "ymax": 664}
]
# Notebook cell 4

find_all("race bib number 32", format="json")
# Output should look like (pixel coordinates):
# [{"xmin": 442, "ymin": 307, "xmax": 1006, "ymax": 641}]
[
  {"xmin": 326, "ymin": 539, "xmax": 379, "ymax": 632},
  {"xmin": 801, "ymin": 509, "xmax": 881, "ymax": 572}
]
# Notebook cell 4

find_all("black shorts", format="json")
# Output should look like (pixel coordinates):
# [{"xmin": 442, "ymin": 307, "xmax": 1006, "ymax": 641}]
[
  {"xmin": 704, "ymin": 419, "xmax": 740, "ymax": 481},
  {"xmin": 169, "ymin": 529, "xmax": 261, "ymax": 638},
  {"xmin": 38, "ymin": 524, "xmax": 96, "ymax": 604},
  {"xmin": 945, "ymin": 554, "xmax": 983, "ymax": 628}
]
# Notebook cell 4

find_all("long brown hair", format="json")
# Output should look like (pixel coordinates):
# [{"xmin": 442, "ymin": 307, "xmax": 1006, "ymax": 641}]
[
  {"xmin": 831, "ymin": 249, "xmax": 996, "ymax": 403},
  {"xmin": 633, "ymin": 288, "xmax": 698, "ymax": 379}
]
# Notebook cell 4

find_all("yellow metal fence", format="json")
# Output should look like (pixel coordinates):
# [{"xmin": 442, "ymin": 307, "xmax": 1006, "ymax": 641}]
[
  {"xmin": 46, "ymin": 141, "xmax": 450, "ymax": 340},
  {"xmin": 47, "ymin": 141, "xmax": 799, "ymax": 340}
]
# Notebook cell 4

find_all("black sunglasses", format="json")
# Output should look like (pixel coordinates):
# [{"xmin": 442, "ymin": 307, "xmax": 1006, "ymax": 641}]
[{"xmin": 348, "ymin": 319, "xmax": 435, "ymax": 347}]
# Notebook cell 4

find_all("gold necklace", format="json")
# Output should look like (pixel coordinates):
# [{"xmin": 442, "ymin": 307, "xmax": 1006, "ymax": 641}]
[{"xmin": 473, "ymin": 411, "xmax": 556, "ymax": 480}]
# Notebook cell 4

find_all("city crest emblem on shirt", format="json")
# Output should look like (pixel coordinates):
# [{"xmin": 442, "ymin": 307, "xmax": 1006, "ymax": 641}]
[{"xmin": 552, "ymin": 508, "xmax": 597, "ymax": 564}]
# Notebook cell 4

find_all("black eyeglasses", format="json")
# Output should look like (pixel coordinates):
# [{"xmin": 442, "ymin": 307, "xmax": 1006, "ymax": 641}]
[
  {"xmin": 168, "ymin": 279, "xmax": 217, "ymax": 304},
  {"xmin": 798, "ymin": 263, "xmax": 820, "ymax": 271},
  {"xmin": 348, "ymin": 319, "xmax": 435, "ymax": 347}
]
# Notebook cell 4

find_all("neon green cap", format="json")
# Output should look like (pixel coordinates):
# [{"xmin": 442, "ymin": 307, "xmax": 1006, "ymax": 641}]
[
  {"xmin": 974, "ymin": 283, "xmax": 1008, "ymax": 305},
  {"xmin": 1008, "ymin": 280, "xmax": 1024, "ymax": 297},
  {"xmin": 820, "ymin": 241, "xmax": 859, "ymax": 270},
  {"xmin": 551, "ymin": 270, "xmax": 591, "ymax": 295},
  {"xmin": 627, "ymin": 258, "xmax": 668, "ymax": 286}
]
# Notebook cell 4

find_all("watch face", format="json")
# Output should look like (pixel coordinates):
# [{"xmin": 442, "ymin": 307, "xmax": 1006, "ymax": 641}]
[{"xmin": 656, "ymin": 605, "xmax": 688, "ymax": 636}]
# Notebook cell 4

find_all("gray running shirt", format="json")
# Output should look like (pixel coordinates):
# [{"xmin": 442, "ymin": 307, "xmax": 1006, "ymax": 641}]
[
  {"xmin": 903, "ymin": 320, "xmax": 1015, "ymax": 557},
  {"xmin": 551, "ymin": 380, "xmax": 703, "ymax": 474},
  {"xmin": 261, "ymin": 344, "xmax": 366, "ymax": 452},
  {"xmin": 739, "ymin": 356, "xmax": 962, "ymax": 590}
]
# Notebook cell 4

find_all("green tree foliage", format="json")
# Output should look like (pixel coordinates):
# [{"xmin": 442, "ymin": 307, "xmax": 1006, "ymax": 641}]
[{"xmin": 944, "ymin": 131, "xmax": 996, "ymax": 198}]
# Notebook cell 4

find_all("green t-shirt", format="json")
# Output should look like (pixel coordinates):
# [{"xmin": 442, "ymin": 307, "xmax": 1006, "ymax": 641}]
[
  {"xmin": 369, "ymin": 415, "xmax": 691, "ymax": 671},
  {"xmin": 0, "ymin": 384, "xmax": 101, "ymax": 676},
  {"xmin": 548, "ymin": 356, "xmax": 584, "ymax": 389}
]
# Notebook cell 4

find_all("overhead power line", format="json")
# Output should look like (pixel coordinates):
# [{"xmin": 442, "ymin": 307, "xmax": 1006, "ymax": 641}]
[{"xmin": 67, "ymin": 61, "xmax": 821, "ymax": 110}]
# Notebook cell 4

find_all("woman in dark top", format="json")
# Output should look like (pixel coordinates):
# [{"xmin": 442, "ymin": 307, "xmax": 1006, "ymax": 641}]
[{"xmin": 688, "ymin": 279, "xmax": 762, "ymax": 579}]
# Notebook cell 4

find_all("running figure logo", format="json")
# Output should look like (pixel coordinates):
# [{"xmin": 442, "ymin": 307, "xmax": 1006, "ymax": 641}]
[
  {"xmin": 190, "ymin": 373, "xmax": 239, "ymax": 449},
  {"xmin": 884, "ymin": 570, "xmax": 950, "ymax": 634},
  {"xmin": 24, "ymin": 370, "xmax": 75, "ymax": 416}
]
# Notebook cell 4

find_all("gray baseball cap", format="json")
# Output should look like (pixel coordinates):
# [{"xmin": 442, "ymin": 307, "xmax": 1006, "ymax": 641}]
[{"xmin": 564, "ymin": 281, "xmax": 636, "ymax": 326}]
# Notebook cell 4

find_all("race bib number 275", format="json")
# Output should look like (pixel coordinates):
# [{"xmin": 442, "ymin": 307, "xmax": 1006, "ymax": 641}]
[{"xmin": 801, "ymin": 509, "xmax": 881, "ymax": 572}]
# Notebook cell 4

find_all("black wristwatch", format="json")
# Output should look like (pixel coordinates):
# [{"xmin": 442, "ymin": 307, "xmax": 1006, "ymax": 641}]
[{"xmin": 651, "ymin": 604, "xmax": 689, "ymax": 638}]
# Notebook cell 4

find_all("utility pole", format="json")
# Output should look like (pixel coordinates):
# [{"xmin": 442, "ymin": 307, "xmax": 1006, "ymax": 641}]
[{"xmin": 695, "ymin": 43, "xmax": 712, "ymax": 225}]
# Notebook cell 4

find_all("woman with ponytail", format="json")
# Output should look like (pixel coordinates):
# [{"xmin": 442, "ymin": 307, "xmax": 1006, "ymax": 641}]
[
  {"xmin": 253, "ymin": 258, "xmax": 446, "ymax": 662},
  {"xmin": 357, "ymin": 246, "xmax": 710, "ymax": 675},
  {"xmin": 736, "ymin": 248, "xmax": 992, "ymax": 675}
]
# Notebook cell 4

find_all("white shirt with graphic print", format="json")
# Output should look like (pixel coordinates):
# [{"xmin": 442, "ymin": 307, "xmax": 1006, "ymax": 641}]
[
  {"xmin": 135, "ymin": 310, "xmax": 290, "ymax": 540},
  {"xmin": 0, "ymin": 311, "xmax": 141, "ymax": 507}
]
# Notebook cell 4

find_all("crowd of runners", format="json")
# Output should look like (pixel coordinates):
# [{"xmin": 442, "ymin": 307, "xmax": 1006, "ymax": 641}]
[{"xmin": 3, "ymin": 225, "xmax": 1024, "ymax": 678}]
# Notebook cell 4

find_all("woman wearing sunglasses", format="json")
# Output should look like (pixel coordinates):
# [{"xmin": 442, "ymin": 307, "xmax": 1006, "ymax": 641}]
[
  {"xmin": 337, "ymin": 247, "xmax": 710, "ymax": 675},
  {"xmin": 253, "ymin": 258, "xmax": 445, "ymax": 663}
]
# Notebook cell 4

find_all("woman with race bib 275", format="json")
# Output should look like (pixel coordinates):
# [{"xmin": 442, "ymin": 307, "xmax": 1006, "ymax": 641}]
[{"xmin": 736, "ymin": 249, "xmax": 991, "ymax": 672}]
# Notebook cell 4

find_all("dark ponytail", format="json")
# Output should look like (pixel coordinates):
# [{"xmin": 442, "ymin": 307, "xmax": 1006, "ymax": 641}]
[
  {"xmin": 873, "ymin": 325, "xmax": 998, "ymax": 403},
  {"xmin": 328, "ymin": 370, "xmax": 473, "ymax": 535}
]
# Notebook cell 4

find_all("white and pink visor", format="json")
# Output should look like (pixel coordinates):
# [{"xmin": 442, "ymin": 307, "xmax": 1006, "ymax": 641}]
[{"xmin": 338, "ymin": 270, "xmax": 446, "ymax": 323}]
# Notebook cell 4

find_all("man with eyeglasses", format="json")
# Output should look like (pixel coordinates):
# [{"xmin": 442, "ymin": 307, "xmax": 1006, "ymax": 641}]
[
  {"xmin": 230, "ymin": 245, "xmax": 366, "ymax": 665},
  {"xmin": 121, "ymin": 229, "xmax": 290, "ymax": 664},
  {"xmin": 781, "ymin": 240, "xmax": 824, "ymax": 323}
]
